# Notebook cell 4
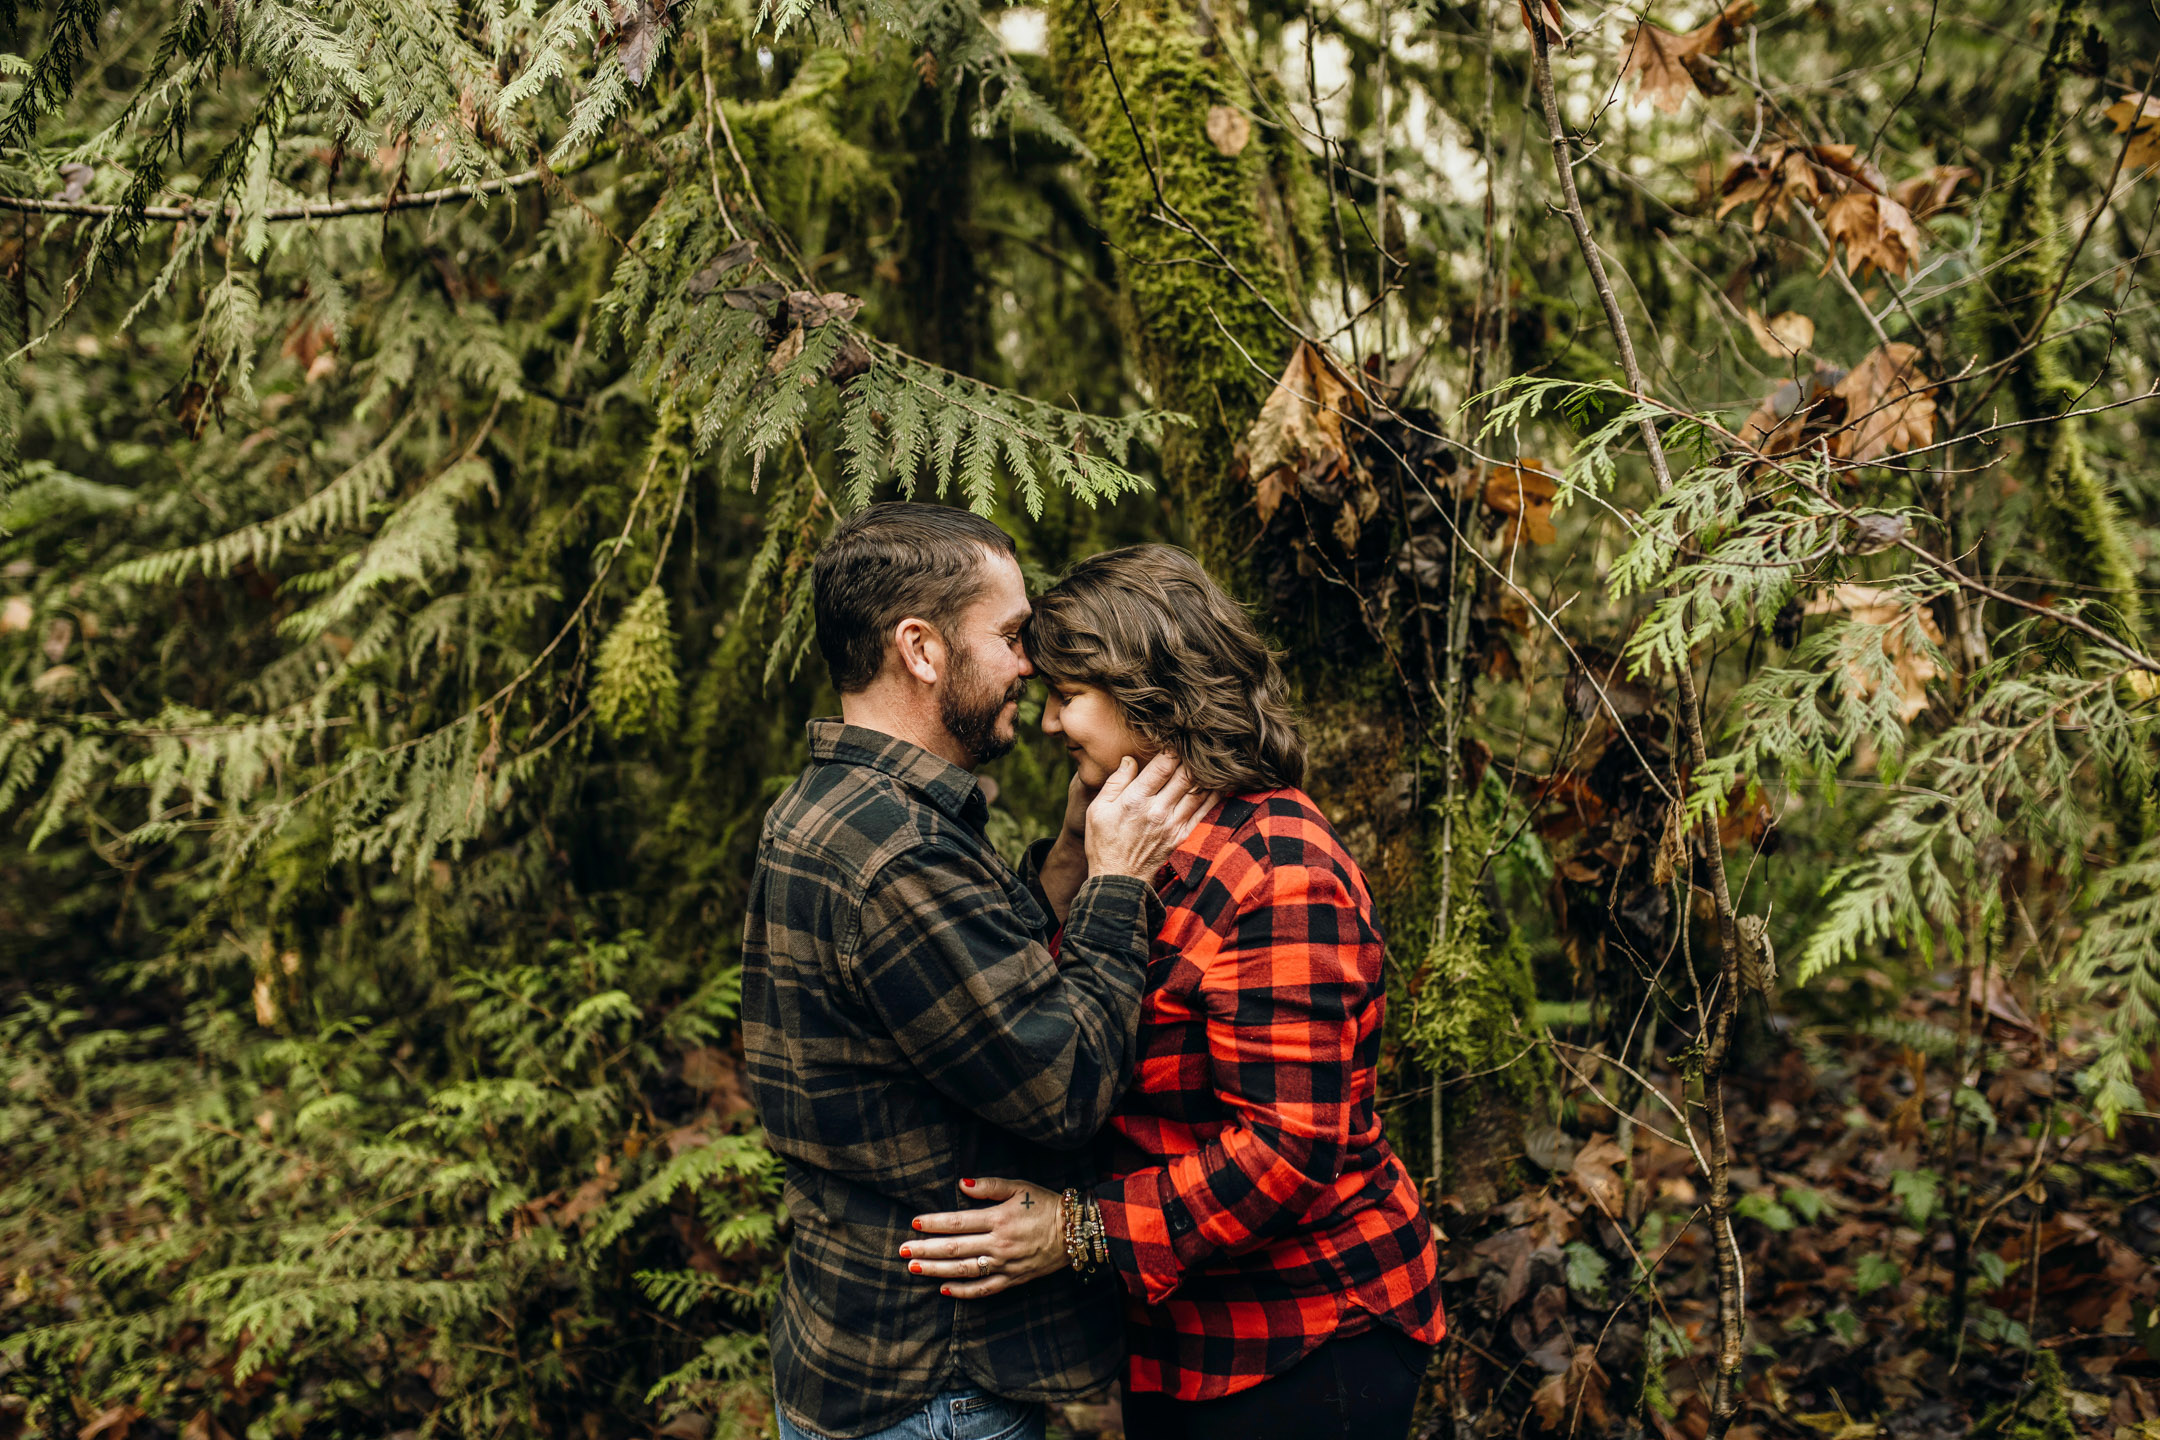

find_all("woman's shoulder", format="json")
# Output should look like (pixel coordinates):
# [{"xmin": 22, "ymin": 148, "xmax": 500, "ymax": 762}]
[{"xmin": 1212, "ymin": 788, "xmax": 1362, "ymax": 876}]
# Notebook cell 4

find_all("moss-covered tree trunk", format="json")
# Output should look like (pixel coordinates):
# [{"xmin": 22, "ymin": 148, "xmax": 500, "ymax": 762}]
[{"xmin": 1045, "ymin": 0, "xmax": 1533, "ymax": 1207}]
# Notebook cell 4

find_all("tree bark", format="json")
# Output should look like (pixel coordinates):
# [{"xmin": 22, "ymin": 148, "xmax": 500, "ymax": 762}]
[{"xmin": 1045, "ymin": 0, "xmax": 1536, "ymax": 1203}]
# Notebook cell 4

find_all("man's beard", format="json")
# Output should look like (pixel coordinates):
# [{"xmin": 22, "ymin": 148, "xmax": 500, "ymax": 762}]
[{"xmin": 940, "ymin": 650, "xmax": 1025, "ymax": 768}]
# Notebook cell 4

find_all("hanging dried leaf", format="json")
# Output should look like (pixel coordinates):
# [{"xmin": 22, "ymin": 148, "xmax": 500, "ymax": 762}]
[
  {"xmin": 612, "ymin": 0, "xmax": 671, "ymax": 87},
  {"xmin": 1618, "ymin": 23, "xmax": 1696, "ymax": 113},
  {"xmin": 1618, "ymin": 0, "xmax": 1753, "ymax": 112},
  {"xmin": 1849, "ymin": 511, "xmax": 1911, "ymax": 554},
  {"xmin": 1821, "ymin": 189, "xmax": 1923, "ymax": 279},
  {"xmin": 1205, "ymin": 105, "xmax": 1252, "ymax": 157},
  {"xmin": 1245, "ymin": 341, "xmax": 1362, "ymax": 523},
  {"xmin": 1832, "ymin": 342, "xmax": 1935, "ymax": 464},
  {"xmin": 1804, "ymin": 582, "xmax": 1943, "ymax": 723},
  {"xmin": 1517, "ymin": 0, "xmax": 1568, "ymax": 47},
  {"xmin": 1737, "ymin": 913, "xmax": 1777, "ymax": 995},
  {"xmin": 1739, "ymin": 363, "xmax": 1846, "ymax": 460},
  {"xmin": 1890, "ymin": 165, "xmax": 1974, "ymax": 220},
  {"xmin": 766, "ymin": 325, "xmax": 806, "ymax": 374},
  {"xmin": 1716, "ymin": 143, "xmax": 1885, "ymax": 231},
  {"xmin": 1484, "ymin": 459, "xmax": 1559, "ymax": 548},
  {"xmin": 2103, "ymin": 91, "xmax": 2160, "ymax": 173},
  {"xmin": 687, "ymin": 238, "xmax": 758, "ymax": 296},
  {"xmin": 1745, "ymin": 307, "xmax": 1815, "ymax": 359}
]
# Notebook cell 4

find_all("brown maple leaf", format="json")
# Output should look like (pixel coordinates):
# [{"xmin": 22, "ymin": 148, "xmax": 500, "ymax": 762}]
[
  {"xmin": 1619, "ymin": 1, "xmax": 1755, "ymax": 112},
  {"xmin": 1832, "ymin": 342, "xmax": 1935, "ymax": 464},
  {"xmin": 1890, "ymin": 164, "xmax": 1974, "ymax": 220},
  {"xmin": 1716, "ymin": 142, "xmax": 1887, "ymax": 232},
  {"xmin": 1484, "ymin": 459, "xmax": 1560, "ymax": 548},
  {"xmin": 1619, "ymin": 23, "xmax": 1696, "ymax": 112},
  {"xmin": 1245, "ymin": 341, "xmax": 1362, "ymax": 523},
  {"xmin": 1739, "ymin": 364, "xmax": 1846, "ymax": 461},
  {"xmin": 1803, "ymin": 582, "xmax": 1944, "ymax": 722},
  {"xmin": 1745, "ymin": 307, "xmax": 1815, "ymax": 359},
  {"xmin": 2104, "ymin": 91, "xmax": 2160, "ymax": 173},
  {"xmin": 1821, "ymin": 189, "xmax": 1923, "ymax": 279}
]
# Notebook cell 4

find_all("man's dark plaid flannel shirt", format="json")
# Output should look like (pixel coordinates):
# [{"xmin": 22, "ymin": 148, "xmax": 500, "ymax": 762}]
[
  {"xmin": 1090, "ymin": 789, "xmax": 1445, "ymax": 1400},
  {"xmin": 742, "ymin": 719, "xmax": 1163, "ymax": 1440}
]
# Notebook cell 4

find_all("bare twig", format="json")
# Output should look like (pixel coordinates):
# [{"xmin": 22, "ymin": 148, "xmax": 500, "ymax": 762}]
[
  {"xmin": 1526, "ymin": 26, "xmax": 1750, "ymax": 1433},
  {"xmin": 0, "ymin": 169, "xmax": 545, "ymax": 222}
]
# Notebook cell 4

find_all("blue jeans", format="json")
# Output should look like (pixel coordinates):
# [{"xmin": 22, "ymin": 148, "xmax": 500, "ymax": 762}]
[{"xmin": 775, "ymin": 1388, "xmax": 1045, "ymax": 1440}]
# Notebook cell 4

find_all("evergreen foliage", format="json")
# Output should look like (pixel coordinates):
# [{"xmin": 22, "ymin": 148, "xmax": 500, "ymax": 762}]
[{"xmin": 4, "ymin": 0, "xmax": 2159, "ymax": 1435}]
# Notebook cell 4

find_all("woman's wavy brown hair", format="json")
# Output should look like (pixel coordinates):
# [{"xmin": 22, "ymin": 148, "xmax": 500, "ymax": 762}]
[{"xmin": 1025, "ymin": 544, "xmax": 1306, "ymax": 795}]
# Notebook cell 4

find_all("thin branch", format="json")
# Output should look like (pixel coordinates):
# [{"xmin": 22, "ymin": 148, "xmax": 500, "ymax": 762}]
[{"xmin": 0, "ymin": 169, "xmax": 545, "ymax": 222}]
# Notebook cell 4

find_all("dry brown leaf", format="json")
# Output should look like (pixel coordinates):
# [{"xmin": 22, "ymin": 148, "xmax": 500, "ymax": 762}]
[
  {"xmin": 1739, "ymin": 365, "xmax": 1845, "ymax": 460},
  {"xmin": 1245, "ymin": 341, "xmax": 1361, "ymax": 523},
  {"xmin": 1205, "ymin": 105, "xmax": 1252, "ymax": 157},
  {"xmin": 1620, "ymin": 1, "xmax": 1753, "ymax": 112},
  {"xmin": 1619, "ymin": 23, "xmax": 1697, "ymax": 113},
  {"xmin": 1833, "ymin": 342, "xmax": 1935, "ymax": 464},
  {"xmin": 1745, "ymin": 307, "xmax": 1814, "ymax": 359},
  {"xmin": 766, "ymin": 324, "xmax": 806, "ymax": 374},
  {"xmin": 1804, "ymin": 582, "xmax": 1943, "ymax": 722},
  {"xmin": 1532, "ymin": 1346, "xmax": 1614, "ymax": 1432},
  {"xmin": 1716, "ymin": 142, "xmax": 1886, "ymax": 232},
  {"xmin": 1484, "ymin": 459, "xmax": 1560, "ymax": 548},
  {"xmin": 612, "ymin": 0, "xmax": 671, "ymax": 87},
  {"xmin": 1569, "ymin": 1135, "xmax": 1629, "ymax": 1215},
  {"xmin": 1518, "ymin": 0, "xmax": 1568, "ymax": 47},
  {"xmin": 1890, "ymin": 164, "xmax": 1974, "ymax": 220},
  {"xmin": 81, "ymin": 1407, "xmax": 144, "ymax": 1440},
  {"xmin": 2104, "ymin": 91, "xmax": 2160, "ymax": 173},
  {"xmin": 1680, "ymin": 0, "xmax": 1757, "ymax": 59},
  {"xmin": 1821, "ymin": 190, "xmax": 1923, "ymax": 279}
]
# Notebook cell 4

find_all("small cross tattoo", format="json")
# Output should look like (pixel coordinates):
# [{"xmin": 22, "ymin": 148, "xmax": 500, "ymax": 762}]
[{"xmin": 1019, "ymin": 1193, "xmax": 1035, "ymax": 1211}]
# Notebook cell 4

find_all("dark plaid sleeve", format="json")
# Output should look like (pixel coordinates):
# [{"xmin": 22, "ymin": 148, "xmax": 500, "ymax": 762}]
[
  {"xmin": 1096, "ymin": 849, "xmax": 1373, "ymax": 1303},
  {"xmin": 850, "ymin": 841, "xmax": 1163, "ymax": 1150}
]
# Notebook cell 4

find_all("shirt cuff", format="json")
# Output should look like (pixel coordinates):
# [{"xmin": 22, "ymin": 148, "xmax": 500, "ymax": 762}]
[
  {"xmin": 1095, "ymin": 1168, "xmax": 1197, "ymax": 1305},
  {"xmin": 1063, "ymin": 872, "xmax": 1166, "ymax": 964}
]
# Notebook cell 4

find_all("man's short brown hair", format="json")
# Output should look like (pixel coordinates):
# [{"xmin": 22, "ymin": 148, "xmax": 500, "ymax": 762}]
[
  {"xmin": 811, "ymin": 503, "xmax": 1018, "ymax": 694},
  {"xmin": 1025, "ymin": 544, "xmax": 1306, "ymax": 794}
]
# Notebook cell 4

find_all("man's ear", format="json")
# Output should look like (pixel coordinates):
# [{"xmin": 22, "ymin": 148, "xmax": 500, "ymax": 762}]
[{"xmin": 891, "ymin": 616, "xmax": 944, "ymax": 686}]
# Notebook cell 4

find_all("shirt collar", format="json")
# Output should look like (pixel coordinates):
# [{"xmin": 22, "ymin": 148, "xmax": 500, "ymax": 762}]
[{"xmin": 806, "ymin": 718, "xmax": 988, "ymax": 827}]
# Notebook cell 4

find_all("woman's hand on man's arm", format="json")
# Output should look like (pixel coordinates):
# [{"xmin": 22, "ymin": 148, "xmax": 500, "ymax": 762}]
[{"xmin": 902, "ymin": 1177, "xmax": 1068, "ymax": 1298}]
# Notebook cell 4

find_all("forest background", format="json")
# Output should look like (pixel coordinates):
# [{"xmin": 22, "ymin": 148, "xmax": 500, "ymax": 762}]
[{"xmin": 3, "ymin": 0, "xmax": 2160, "ymax": 1437}]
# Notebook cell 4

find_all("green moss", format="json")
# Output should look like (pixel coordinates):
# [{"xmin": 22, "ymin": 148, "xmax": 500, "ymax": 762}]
[
  {"xmin": 1967, "ymin": 0, "xmax": 2142, "ymax": 638},
  {"xmin": 1045, "ymin": 0, "xmax": 1292, "ymax": 571},
  {"xmin": 1403, "ymin": 797, "xmax": 1548, "ymax": 1097},
  {"xmin": 1974, "ymin": 1349, "xmax": 2078, "ymax": 1440}
]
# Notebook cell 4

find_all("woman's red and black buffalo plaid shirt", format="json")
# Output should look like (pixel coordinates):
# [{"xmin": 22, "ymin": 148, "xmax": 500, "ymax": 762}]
[{"xmin": 1088, "ymin": 788, "xmax": 1446, "ymax": 1400}]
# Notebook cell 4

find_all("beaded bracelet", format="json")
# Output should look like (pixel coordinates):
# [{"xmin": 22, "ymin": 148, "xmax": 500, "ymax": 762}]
[{"xmin": 1061, "ymin": 1189, "xmax": 1092, "ymax": 1273}]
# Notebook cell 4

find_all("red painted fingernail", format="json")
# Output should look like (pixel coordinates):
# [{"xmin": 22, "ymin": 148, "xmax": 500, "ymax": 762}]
[
  {"xmin": 941, "ymin": 1287, "xmax": 952, "ymax": 1296},
  {"xmin": 912, "ymin": 1219, "xmax": 922, "ymax": 1230},
  {"xmin": 961, "ymin": 1177, "xmax": 975, "ymax": 1186},
  {"xmin": 910, "ymin": 1263, "xmax": 923, "ymax": 1274},
  {"xmin": 900, "ymin": 1247, "xmax": 912, "ymax": 1258}
]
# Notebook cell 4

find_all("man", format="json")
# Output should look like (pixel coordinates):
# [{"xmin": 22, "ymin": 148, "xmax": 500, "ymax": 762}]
[{"xmin": 742, "ymin": 503, "xmax": 1203, "ymax": 1440}]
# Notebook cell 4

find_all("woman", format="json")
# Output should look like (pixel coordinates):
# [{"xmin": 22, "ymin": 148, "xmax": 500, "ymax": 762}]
[{"xmin": 900, "ymin": 545, "xmax": 1445, "ymax": 1440}]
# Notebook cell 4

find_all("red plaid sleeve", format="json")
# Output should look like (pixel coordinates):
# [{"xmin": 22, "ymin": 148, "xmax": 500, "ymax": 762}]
[{"xmin": 1094, "ymin": 831, "xmax": 1375, "ymax": 1304}]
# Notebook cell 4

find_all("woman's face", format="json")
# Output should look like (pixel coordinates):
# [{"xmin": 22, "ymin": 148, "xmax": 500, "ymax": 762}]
[{"xmin": 1040, "ymin": 681, "xmax": 1152, "ymax": 790}]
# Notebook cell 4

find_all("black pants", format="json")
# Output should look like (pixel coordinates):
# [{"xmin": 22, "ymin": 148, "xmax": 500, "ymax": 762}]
[{"xmin": 1121, "ymin": 1326, "xmax": 1435, "ymax": 1440}]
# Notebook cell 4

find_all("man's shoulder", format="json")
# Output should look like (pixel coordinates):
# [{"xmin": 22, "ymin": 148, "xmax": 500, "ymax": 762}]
[{"xmin": 761, "ymin": 758, "xmax": 955, "ymax": 886}]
